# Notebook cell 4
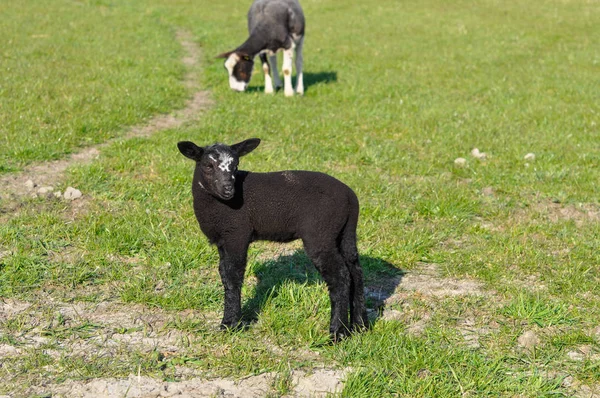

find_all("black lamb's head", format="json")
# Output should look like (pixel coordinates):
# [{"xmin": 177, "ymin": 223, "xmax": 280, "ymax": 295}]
[{"xmin": 177, "ymin": 138, "xmax": 261, "ymax": 200}]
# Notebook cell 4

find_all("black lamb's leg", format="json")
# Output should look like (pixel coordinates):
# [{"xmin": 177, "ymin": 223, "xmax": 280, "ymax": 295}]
[
  {"xmin": 303, "ymin": 238, "xmax": 351, "ymax": 342},
  {"xmin": 217, "ymin": 244, "xmax": 248, "ymax": 329}
]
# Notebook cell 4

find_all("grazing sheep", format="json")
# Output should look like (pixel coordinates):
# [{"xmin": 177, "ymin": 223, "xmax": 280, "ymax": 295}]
[
  {"xmin": 217, "ymin": 0, "xmax": 305, "ymax": 96},
  {"xmin": 177, "ymin": 138, "xmax": 367, "ymax": 340}
]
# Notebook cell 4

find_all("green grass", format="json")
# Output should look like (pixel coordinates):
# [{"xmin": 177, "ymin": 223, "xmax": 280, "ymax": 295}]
[
  {"xmin": 0, "ymin": 0, "xmax": 186, "ymax": 171},
  {"xmin": 1, "ymin": 0, "xmax": 599, "ymax": 396}
]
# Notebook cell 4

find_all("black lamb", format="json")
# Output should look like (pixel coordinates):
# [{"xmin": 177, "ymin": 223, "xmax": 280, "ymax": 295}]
[{"xmin": 177, "ymin": 138, "xmax": 368, "ymax": 340}]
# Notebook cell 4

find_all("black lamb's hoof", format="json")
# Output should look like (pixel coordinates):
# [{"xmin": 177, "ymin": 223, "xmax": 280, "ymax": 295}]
[
  {"xmin": 219, "ymin": 320, "xmax": 244, "ymax": 332},
  {"xmin": 330, "ymin": 329, "xmax": 350, "ymax": 343}
]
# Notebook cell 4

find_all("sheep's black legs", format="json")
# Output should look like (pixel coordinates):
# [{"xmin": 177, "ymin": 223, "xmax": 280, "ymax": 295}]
[
  {"xmin": 339, "ymin": 230, "xmax": 368, "ymax": 330},
  {"xmin": 304, "ymin": 240, "xmax": 351, "ymax": 341},
  {"xmin": 217, "ymin": 245, "xmax": 248, "ymax": 329},
  {"xmin": 342, "ymin": 246, "xmax": 368, "ymax": 330}
]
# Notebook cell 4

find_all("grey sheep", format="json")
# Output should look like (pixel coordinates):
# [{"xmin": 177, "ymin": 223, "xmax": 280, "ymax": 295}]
[{"xmin": 217, "ymin": 0, "xmax": 305, "ymax": 96}]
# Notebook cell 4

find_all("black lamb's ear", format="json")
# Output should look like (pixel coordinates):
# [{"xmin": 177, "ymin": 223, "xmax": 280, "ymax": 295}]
[
  {"xmin": 177, "ymin": 141, "xmax": 204, "ymax": 161},
  {"xmin": 231, "ymin": 138, "xmax": 261, "ymax": 157}
]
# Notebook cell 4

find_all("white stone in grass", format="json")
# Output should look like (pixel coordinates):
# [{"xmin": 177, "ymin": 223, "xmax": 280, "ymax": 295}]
[
  {"xmin": 54, "ymin": 191, "xmax": 62, "ymax": 198},
  {"xmin": 63, "ymin": 187, "xmax": 82, "ymax": 201},
  {"xmin": 24, "ymin": 179, "xmax": 36, "ymax": 189},
  {"xmin": 567, "ymin": 350, "xmax": 585, "ymax": 361},
  {"xmin": 471, "ymin": 148, "xmax": 487, "ymax": 160},
  {"xmin": 37, "ymin": 186, "xmax": 54, "ymax": 194},
  {"xmin": 524, "ymin": 153, "xmax": 536, "ymax": 161},
  {"xmin": 517, "ymin": 330, "xmax": 540, "ymax": 350},
  {"xmin": 454, "ymin": 157, "xmax": 467, "ymax": 167}
]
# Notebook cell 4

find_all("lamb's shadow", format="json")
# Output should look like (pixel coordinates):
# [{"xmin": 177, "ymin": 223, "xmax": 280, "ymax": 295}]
[
  {"xmin": 242, "ymin": 249, "xmax": 403, "ymax": 326},
  {"xmin": 245, "ymin": 70, "xmax": 337, "ymax": 94}
]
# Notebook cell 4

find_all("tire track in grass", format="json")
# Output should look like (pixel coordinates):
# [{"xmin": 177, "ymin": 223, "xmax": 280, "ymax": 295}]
[{"xmin": 0, "ymin": 29, "xmax": 212, "ymax": 204}]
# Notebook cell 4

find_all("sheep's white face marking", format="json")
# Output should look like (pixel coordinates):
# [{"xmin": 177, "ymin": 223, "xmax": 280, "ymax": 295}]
[
  {"xmin": 224, "ymin": 53, "xmax": 248, "ymax": 92},
  {"xmin": 224, "ymin": 53, "xmax": 238, "ymax": 74}
]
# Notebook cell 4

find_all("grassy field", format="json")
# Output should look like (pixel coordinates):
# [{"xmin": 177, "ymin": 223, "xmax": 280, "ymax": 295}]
[{"xmin": 1, "ymin": 0, "xmax": 599, "ymax": 396}]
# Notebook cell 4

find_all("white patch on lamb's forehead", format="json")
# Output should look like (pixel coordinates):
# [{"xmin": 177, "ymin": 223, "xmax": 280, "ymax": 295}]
[{"xmin": 216, "ymin": 151, "xmax": 234, "ymax": 172}]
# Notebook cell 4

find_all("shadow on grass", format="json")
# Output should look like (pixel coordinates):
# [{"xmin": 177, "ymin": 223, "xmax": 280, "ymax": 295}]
[
  {"xmin": 242, "ymin": 249, "xmax": 403, "ymax": 325},
  {"xmin": 303, "ymin": 71, "xmax": 337, "ymax": 90},
  {"xmin": 245, "ymin": 70, "xmax": 338, "ymax": 94}
]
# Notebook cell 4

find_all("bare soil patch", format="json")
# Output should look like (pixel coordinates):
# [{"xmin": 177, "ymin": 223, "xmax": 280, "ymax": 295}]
[
  {"xmin": 518, "ymin": 197, "xmax": 600, "ymax": 226},
  {"xmin": 366, "ymin": 262, "xmax": 489, "ymax": 310},
  {"xmin": 39, "ymin": 368, "xmax": 346, "ymax": 398},
  {"xmin": 395, "ymin": 262, "xmax": 488, "ymax": 298},
  {"xmin": 365, "ymin": 262, "xmax": 491, "ymax": 337},
  {"xmin": 1, "ymin": 297, "xmax": 346, "ymax": 397}
]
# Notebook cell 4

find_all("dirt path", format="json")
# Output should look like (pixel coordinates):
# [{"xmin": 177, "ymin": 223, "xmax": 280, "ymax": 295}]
[{"xmin": 0, "ymin": 30, "xmax": 212, "ymax": 202}]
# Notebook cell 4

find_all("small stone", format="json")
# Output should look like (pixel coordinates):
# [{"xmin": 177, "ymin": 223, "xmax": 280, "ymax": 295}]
[
  {"xmin": 37, "ymin": 186, "xmax": 54, "ymax": 194},
  {"xmin": 471, "ymin": 148, "xmax": 487, "ymax": 160},
  {"xmin": 54, "ymin": 191, "xmax": 62, "ymax": 198},
  {"xmin": 517, "ymin": 330, "xmax": 540, "ymax": 350},
  {"xmin": 524, "ymin": 153, "xmax": 536, "ymax": 161},
  {"xmin": 24, "ymin": 179, "xmax": 36, "ymax": 189},
  {"xmin": 454, "ymin": 157, "xmax": 467, "ymax": 167},
  {"xmin": 63, "ymin": 187, "xmax": 82, "ymax": 201},
  {"xmin": 567, "ymin": 351, "xmax": 585, "ymax": 361}
]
